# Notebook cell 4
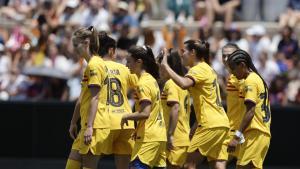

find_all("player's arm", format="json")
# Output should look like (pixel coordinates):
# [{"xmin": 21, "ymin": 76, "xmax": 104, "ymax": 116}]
[
  {"xmin": 238, "ymin": 101, "xmax": 256, "ymax": 133},
  {"xmin": 228, "ymin": 80, "xmax": 257, "ymax": 152},
  {"xmin": 121, "ymin": 101, "xmax": 151, "ymax": 128},
  {"xmin": 161, "ymin": 49, "xmax": 194, "ymax": 89},
  {"xmin": 84, "ymin": 86, "xmax": 100, "ymax": 145},
  {"xmin": 168, "ymin": 103, "xmax": 179, "ymax": 137},
  {"xmin": 69, "ymin": 92, "xmax": 82, "ymax": 140},
  {"xmin": 167, "ymin": 102, "xmax": 179, "ymax": 150},
  {"xmin": 239, "ymin": 80, "xmax": 258, "ymax": 134},
  {"xmin": 228, "ymin": 101, "xmax": 255, "ymax": 153}
]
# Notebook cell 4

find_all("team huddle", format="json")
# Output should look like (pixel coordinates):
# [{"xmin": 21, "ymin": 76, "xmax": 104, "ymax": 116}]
[{"xmin": 65, "ymin": 26, "xmax": 271, "ymax": 169}]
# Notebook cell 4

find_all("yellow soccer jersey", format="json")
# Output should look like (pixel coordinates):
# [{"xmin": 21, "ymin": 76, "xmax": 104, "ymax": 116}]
[
  {"xmin": 103, "ymin": 61, "xmax": 138, "ymax": 130},
  {"xmin": 185, "ymin": 62, "xmax": 229, "ymax": 129},
  {"xmin": 134, "ymin": 72, "xmax": 167, "ymax": 142},
  {"xmin": 240, "ymin": 72, "xmax": 271, "ymax": 136},
  {"xmin": 80, "ymin": 56, "xmax": 110, "ymax": 129},
  {"xmin": 161, "ymin": 79, "xmax": 190, "ymax": 147},
  {"xmin": 226, "ymin": 74, "xmax": 246, "ymax": 130}
]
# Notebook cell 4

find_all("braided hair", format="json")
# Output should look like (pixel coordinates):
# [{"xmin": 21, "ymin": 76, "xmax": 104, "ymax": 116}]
[
  {"xmin": 128, "ymin": 45, "xmax": 160, "ymax": 79},
  {"xmin": 228, "ymin": 50, "xmax": 270, "ymax": 118}
]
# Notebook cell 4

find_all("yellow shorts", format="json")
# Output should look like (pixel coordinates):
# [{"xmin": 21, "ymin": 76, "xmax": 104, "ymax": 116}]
[
  {"xmin": 131, "ymin": 141, "xmax": 166, "ymax": 168},
  {"xmin": 102, "ymin": 129, "xmax": 134, "ymax": 155},
  {"xmin": 223, "ymin": 130, "xmax": 241, "ymax": 159},
  {"xmin": 237, "ymin": 130, "xmax": 270, "ymax": 169},
  {"xmin": 71, "ymin": 133, "xmax": 81, "ymax": 151},
  {"xmin": 78, "ymin": 128, "xmax": 110, "ymax": 155},
  {"xmin": 167, "ymin": 146, "xmax": 188, "ymax": 167},
  {"xmin": 188, "ymin": 127, "xmax": 229, "ymax": 161}
]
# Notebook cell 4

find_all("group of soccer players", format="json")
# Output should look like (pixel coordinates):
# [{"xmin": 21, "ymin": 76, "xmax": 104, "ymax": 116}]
[{"xmin": 65, "ymin": 26, "xmax": 271, "ymax": 169}]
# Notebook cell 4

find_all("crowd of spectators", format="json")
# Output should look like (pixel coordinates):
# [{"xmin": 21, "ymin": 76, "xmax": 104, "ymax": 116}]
[{"xmin": 0, "ymin": 0, "xmax": 299, "ymax": 106}]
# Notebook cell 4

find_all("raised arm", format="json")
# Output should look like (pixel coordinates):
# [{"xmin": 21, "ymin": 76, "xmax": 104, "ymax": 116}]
[
  {"xmin": 161, "ymin": 49, "xmax": 194, "ymax": 89},
  {"xmin": 167, "ymin": 103, "xmax": 180, "ymax": 150}
]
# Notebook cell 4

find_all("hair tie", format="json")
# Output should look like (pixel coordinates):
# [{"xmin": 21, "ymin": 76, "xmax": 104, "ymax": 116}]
[
  {"xmin": 142, "ymin": 45, "xmax": 147, "ymax": 51},
  {"xmin": 88, "ymin": 26, "xmax": 94, "ymax": 31}
]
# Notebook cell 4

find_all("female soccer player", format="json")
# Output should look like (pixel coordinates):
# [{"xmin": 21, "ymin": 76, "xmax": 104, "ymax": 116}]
[
  {"xmin": 65, "ymin": 26, "xmax": 110, "ymax": 169},
  {"xmin": 161, "ymin": 40, "xmax": 230, "ymax": 169},
  {"xmin": 97, "ymin": 32, "xmax": 137, "ymax": 169},
  {"xmin": 158, "ymin": 50, "xmax": 191, "ymax": 169},
  {"xmin": 222, "ymin": 43, "xmax": 245, "ymax": 160},
  {"xmin": 227, "ymin": 50, "xmax": 271, "ymax": 169},
  {"xmin": 121, "ymin": 45, "xmax": 167, "ymax": 169}
]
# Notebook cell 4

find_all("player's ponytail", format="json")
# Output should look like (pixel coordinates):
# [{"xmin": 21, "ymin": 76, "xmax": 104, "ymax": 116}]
[
  {"xmin": 128, "ymin": 45, "xmax": 160, "ymax": 79},
  {"xmin": 184, "ymin": 39, "xmax": 210, "ymax": 65},
  {"xmin": 73, "ymin": 26, "xmax": 100, "ymax": 55}
]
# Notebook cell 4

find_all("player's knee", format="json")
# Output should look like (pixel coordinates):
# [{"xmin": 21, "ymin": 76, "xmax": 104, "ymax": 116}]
[
  {"xmin": 68, "ymin": 150, "xmax": 81, "ymax": 161},
  {"xmin": 211, "ymin": 160, "xmax": 226, "ymax": 169},
  {"xmin": 183, "ymin": 162, "xmax": 196, "ymax": 169},
  {"xmin": 115, "ymin": 154, "xmax": 131, "ymax": 169},
  {"xmin": 65, "ymin": 159, "xmax": 81, "ymax": 169},
  {"xmin": 82, "ymin": 152, "xmax": 100, "ymax": 169}
]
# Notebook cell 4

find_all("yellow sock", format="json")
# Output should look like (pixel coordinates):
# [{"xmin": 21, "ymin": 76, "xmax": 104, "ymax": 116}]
[{"xmin": 65, "ymin": 159, "xmax": 81, "ymax": 169}]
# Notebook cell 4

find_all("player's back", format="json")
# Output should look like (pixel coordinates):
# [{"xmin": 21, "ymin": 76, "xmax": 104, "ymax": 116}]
[{"xmin": 103, "ymin": 61, "xmax": 138, "ymax": 130}]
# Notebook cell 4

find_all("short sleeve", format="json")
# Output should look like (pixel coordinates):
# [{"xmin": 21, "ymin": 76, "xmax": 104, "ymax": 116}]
[
  {"xmin": 244, "ymin": 79, "xmax": 258, "ymax": 104},
  {"xmin": 185, "ymin": 66, "xmax": 205, "ymax": 85},
  {"xmin": 87, "ymin": 63, "xmax": 103, "ymax": 87},
  {"xmin": 128, "ymin": 72, "xmax": 138, "ymax": 88},
  {"xmin": 137, "ymin": 83, "xmax": 152, "ymax": 104},
  {"xmin": 165, "ymin": 82, "xmax": 180, "ymax": 105}
]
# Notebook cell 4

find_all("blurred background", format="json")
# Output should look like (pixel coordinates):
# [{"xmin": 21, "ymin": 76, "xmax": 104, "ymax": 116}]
[{"xmin": 0, "ymin": 0, "xmax": 299, "ymax": 168}]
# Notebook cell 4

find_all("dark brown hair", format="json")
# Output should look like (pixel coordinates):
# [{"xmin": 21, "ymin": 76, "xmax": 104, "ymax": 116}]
[{"xmin": 184, "ymin": 39, "xmax": 210, "ymax": 64}]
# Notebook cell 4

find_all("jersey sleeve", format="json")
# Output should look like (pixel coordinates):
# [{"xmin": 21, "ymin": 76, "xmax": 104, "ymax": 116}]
[
  {"xmin": 227, "ymin": 75, "xmax": 239, "ymax": 91},
  {"xmin": 87, "ymin": 62, "xmax": 104, "ymax": 87},
  {"xmin": 185, "ymin": 66, "xmax": 205, "ymax": 85},
  {"xmin": 244, "ymin": 78, "xmax": 258, "ymax": 104},
  {"xmin": 137, "ymin": 83, "xmax": 152, "ymax": 104},
  {"xmin": 165, "ymin": 81, "xmax": 180, "ymax": 105},
  {"xmin": 128, "ymin": 73, "xmax": 138, "ymax": 88}
]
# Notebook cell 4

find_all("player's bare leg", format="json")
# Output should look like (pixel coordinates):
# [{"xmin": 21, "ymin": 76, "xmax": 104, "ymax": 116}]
[
  {"xmin": 65, "ymin": 150, "xmax": 81, "ymax": 169},
  {"xmin": 209, "ymin": 160, "xmax": 226, "ymax": 169},
  {"xmin": 82, "ymin": 152, "xmax": 101, "ymax": 169},
  {"xmin": 183, "ymin": 151, "xmax": 204, "ymax": 169},
  {"xmin": 115, "ymin": 154, "xmax": 131, "ymax": 169},
  {"xmin": 167, "ymin": 160, "xmax": 181, "ymax": 169}
]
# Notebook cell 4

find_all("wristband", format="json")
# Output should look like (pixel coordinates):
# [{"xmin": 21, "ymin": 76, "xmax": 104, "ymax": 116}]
[
  {"xmin": 235, "ymin": 130, "xmax": 245, "ymax": 144},
  {"xmin": 235, "ymin": 130, "xmax": 243, "ymax": 138},
  {"xmin": 239, "ymin": 135, "xmax": 245, "ymax": 144}
]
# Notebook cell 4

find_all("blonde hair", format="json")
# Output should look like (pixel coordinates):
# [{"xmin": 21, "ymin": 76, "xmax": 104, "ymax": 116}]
[{"xmin": 73, "ymin": 26, "xmax": 99, "ymax": 55}]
